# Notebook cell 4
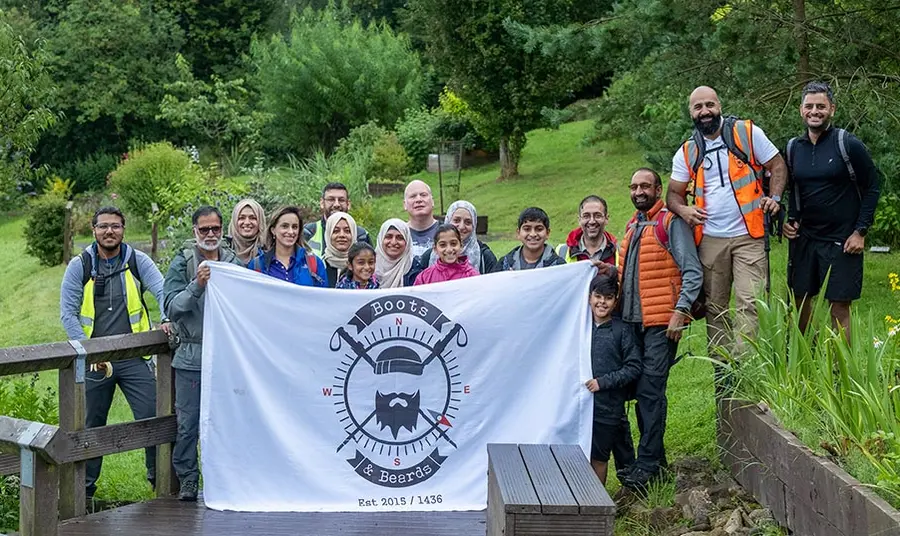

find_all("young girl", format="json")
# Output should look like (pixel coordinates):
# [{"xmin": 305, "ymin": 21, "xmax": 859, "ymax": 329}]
[
  {"xmin": 336, "ymin": 243, "xmax": 379, "ymax": 289},
  {"xmin": 413, "ymin": 224, "xmax": 479, "ymax": 285}
]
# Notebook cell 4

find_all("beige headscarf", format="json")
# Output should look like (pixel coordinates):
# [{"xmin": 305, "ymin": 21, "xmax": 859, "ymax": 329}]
[
  {"xmin": 375, "ymin": 219, "xmax": 413, "ymax": 288},
  {"xmin": 323, "ymin": 211, "xmax": 358, "ymax": 270},
  {"xmin": 228, "ymin": 199, "xmax": 266, "ymax": 263}
]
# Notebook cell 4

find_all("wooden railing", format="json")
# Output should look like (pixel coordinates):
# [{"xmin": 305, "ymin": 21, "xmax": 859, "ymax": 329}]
[{"xmin": 0, "ymin": 330, "xmax": 177, "ymax": 536}]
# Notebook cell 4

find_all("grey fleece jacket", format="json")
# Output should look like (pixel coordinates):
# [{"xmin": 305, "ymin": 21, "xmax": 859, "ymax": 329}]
[
  {"xmin": 163, "ymin": 243, "xmax": 240, "ymax": 371},
  {"xmin": 60, "ymin": 243, "xmax": 166, "ymax": 340}
]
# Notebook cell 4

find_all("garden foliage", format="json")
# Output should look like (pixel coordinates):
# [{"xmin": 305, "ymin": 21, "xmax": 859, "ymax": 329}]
[
  {"xmin": 251, "ymin": 3, "xmax": 423, "ymax": 155},
  {"xmin": 23, "ymin": 192, "xmax": 68, "ymax": 266}
]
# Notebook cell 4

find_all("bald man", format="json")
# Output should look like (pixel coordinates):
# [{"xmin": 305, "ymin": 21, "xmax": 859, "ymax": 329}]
[
  {"xmin": 403, "ymin": 180, "xmax": 439, "ymax": 263},
  {"xmin": 667, "ymin": 86, "xmax": 786, "ymax": 358}
]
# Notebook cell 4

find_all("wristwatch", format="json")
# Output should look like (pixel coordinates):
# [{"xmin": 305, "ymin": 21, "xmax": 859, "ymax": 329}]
[
  {"xmin": 855, "ymin": 227, "xmax": 868, "ymax": 237},
  {"xmin": 771, "ymin": 195, "xmax": 782, "ymax": 204}
]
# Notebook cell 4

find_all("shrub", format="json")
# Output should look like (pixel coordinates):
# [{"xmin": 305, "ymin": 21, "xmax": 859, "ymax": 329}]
[
  {"xmin": 42, "ymin": 176, "xmax": 74, "ymax": 199},
  {"xmin": 872, "ymin": 192, "xmax": 900, "ymax": 249},
  {"xmin": 56, "ymin": 151, "xmax": 120, "ymax": 193},
  {"xmin": 0, "ymin": 374, "xmax": 59, "ymax": 532},
  {"xmin": 251, "ymin": 4, "xmax": 424, "ymax": 154},
  {"xmin": 23, "ymin": 193, "xmax": 68, "ymax": 266},
  {"xmin": 107, "ymin": 142, "xmax": 207, "ymax": 225},
  {"xmin": 395, "ymin": 106, "xmax": 443, "ymax": 171},
  {"xmin": 369, "ymin": 133, "xmax": 410, "ymax": 183}
]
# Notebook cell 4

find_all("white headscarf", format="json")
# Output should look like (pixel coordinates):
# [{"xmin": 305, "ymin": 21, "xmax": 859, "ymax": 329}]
[
  {"xmin": 228, "ymin": 199, "xmax": 266, "ymax": 263},
  {"xmin": 375, "ymin": 219, "xmax": 413, "ymax": 288},
  {"xmin": 322, "ymin": 211, "xmax": 357, "ymax": 270},
  {"xmin": 431, "ymin": 200, "xmax": 482, "ymax": 272}
]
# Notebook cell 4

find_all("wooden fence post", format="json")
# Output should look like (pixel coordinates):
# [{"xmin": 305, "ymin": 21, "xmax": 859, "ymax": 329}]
[
  {"xmin": 155, "ymin": 350, "xmax": 178, "ymax": 496},
  {"xmin": 58, "ymin": 351, "xmax": 86, "ymax": 519},
  {"xmin": 62, "ymin": 201, "xmax": 74, "ymax": 264},
  {"xmin": 19, "ymin": 449, "xmax": 60, "ymax": 536},
  {"xmin": 150, "ymin": 202, "xmax": 160, "ymax": 261}
]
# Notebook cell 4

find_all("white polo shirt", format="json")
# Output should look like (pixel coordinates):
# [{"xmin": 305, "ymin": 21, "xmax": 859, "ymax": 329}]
[{"xmin": 670, "ymin": 124, "xmax": 779, "ymax": 238}]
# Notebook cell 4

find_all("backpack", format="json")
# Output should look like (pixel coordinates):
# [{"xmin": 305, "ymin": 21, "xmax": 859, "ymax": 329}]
[
  {"xmin": 685, "ymin": 116, "xmax": 768, "ymax": 195},
  {"xmin": 639, "ymin": 210, "xmax": 707, "ymax": 321},
  {"xmin": 80, "ymin": 246, "xmax": 151, "ymax": 318},
  {"xmin": 785, "ymin": 128, "xmax": 859, "ymax": 214}
]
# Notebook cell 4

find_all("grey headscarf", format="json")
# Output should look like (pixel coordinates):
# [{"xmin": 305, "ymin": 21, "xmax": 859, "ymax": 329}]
[{"xmin": 430, "ymin": 200, "xmax": 482, "ymax": 272}]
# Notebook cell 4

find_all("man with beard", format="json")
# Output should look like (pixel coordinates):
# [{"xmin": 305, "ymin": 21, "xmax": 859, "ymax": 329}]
[
  {"xmin": 557, "ymin": 195, "xmax": 618, "ymax": 264},
  {"xmin": 303, "ymin": 182, "xmax": 371, "ymax": 255},
  {"xmin": 667, "ymin": 86, "xmax": 786, "ymax": 356},
  {"xmin": 60, "ymin": 206, "xmax": 170, "ymax": 501},
  {"xmin": 404, "ymin": 180, "xmax": 440, "ymax": 263},
  {"xmin": 164, "ymin": 206, "xmax": 242, "ymax": 501},
  {"xmin": 617, "ymin": 168, "xmax": 702, "ymax": 490},
  {"xmin": 784, "ymin": 81, "xmax": 880, "ymax": 337},
  {"xmin": 373, "ymin": 346, "xmax": 423, "ymax": 440}
]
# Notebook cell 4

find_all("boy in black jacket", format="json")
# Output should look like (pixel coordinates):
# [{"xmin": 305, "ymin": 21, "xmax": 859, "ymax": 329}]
[{"xmin": 584, "ymin": 272, "xmax": 642, "ymax": 484}]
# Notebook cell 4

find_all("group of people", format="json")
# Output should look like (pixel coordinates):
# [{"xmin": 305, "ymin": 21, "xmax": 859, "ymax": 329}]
[{"xmin": 59, "ymin": 80, "xmax": 880, "ymax": 501}]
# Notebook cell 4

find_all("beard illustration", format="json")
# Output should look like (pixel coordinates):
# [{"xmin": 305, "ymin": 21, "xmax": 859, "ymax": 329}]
[{"xmin": 375, "ymin": 390, "xmax": 421, "ymax": 439}]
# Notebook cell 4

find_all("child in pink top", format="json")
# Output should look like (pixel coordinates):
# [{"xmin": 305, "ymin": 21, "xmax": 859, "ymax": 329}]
[{"xmin": 414, "ymin": 224, "xmax": 480, "ymax": 285}]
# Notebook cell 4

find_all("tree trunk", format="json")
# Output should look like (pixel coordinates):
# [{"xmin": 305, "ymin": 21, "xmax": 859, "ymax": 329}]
[
  {"xmin": 498, "ymin": 134, "xmax": 522, "ymax": 180},
  {"xmin": 793, "ymin": 0, "xmax": 810, "ymax": 81}
]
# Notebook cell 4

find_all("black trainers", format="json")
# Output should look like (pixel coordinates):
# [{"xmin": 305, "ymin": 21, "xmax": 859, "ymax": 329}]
[{"xmin": 178, "ymin": 480, "xmax": 199, "ymax": 502}]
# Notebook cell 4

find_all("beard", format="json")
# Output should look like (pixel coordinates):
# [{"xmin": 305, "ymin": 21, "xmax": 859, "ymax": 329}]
[
  {"xmin": 631, "ymin": 194, "xmax": 656, "ymax": 211},
  {"xmin": 375, "ymin": 390, "xmax": 421, "ymax": 439},
  {"xmin": 195, "ymin": 234, "xmax": 221, "ymax": 252},
  {"xmin": 693, "ymin": 113, "xmax": 721, "ymax": 136}
]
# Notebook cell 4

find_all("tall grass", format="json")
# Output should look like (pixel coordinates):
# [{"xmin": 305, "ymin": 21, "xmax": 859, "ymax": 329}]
[{"xmin": 730, "ymin": 292, "xmax": 900, "ymax": 505}]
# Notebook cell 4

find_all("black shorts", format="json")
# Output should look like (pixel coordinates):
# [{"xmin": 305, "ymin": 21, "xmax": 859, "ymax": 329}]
[
  {"xmin": 591, "ymin": 420, "xmax": 623, "ymax": 462},
  {"xmin": 789, "ymin": 235, "xmax": 863, "ymax": 302}
]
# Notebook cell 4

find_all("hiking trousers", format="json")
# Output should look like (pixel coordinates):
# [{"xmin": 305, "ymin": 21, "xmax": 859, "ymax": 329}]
[
  {"xmin": 629, "ymin": 325, "xmax": 677, "ymax": 476},
  {"xmin": 85, "ymin": 356, "xmax": 157, "ymax": 497},
  {"xmin": 173, "ymin": 368, "xmax": 201, "ymax": 485}
]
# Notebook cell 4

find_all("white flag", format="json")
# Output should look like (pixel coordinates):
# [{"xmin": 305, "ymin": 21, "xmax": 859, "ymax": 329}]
[{"xmin": 200, "ymin": 261, "xmax": 595, "ymax": 512}]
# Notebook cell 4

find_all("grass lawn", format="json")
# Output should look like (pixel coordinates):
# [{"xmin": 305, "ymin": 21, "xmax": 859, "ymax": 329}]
[{"xmin": 1, "ymin": 120, "xmax": 897, "ymax": 532}]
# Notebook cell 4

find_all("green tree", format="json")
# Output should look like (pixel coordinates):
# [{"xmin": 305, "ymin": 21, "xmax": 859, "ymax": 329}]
[
  {"xmin": 37, "ymin": 0, "xmax": 184, "ymax": 167},
  {"xmin": 0, "ymin": 18, "xmax": 57, "ymax": 208},
  {"xmin": 158, "ymin": 53, "xmax": 272, "ymax": 158},
  {"xmin": 407, "ymin": 0, "xmax": 609, "ymax": 179},
  {"xmin": 157, "ymin": 0, "xmax": 277, "ymax": 78},
  {"xmin": 251, "ymin": 4, "xmax": 423, "ymax": 155}
]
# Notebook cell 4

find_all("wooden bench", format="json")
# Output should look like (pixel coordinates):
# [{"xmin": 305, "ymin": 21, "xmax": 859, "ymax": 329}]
[{"xmin": 487, "ymin": 443, "xmax": 615, "ymax": 536}]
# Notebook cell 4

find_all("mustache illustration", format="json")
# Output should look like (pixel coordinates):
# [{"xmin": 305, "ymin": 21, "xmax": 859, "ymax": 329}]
[{"xmin": 374, "ymin": 390, "xmax": 421, "ymax": 439}]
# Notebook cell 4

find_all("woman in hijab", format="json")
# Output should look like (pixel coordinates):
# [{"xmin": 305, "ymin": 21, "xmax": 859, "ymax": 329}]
[
  {"xmin": 226, "ymin": 199, "xmax": 267, "ymax": 266},
  {"xmin": 375, "ymin": 219, "xmax": 420, "ymax": 288},
  {"xmin": 322, "ymin": 211, "xmax": 358, "ymax": 288},
  {"xmin": 417, "ymin": 200, "xmax": 497, "ymax": 274}
]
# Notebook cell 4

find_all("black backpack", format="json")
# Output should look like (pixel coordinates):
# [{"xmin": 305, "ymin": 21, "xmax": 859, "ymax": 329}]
[
  {"xmin": 80, "ymin": 246, "xmax": 150, "ymax": 317},
  {"xmin": 684, "ymin": 116, "xmax": 768, "ymax": 195}
]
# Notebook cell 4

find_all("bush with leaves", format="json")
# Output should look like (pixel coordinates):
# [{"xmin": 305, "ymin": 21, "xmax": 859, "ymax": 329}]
[
  {"xmin": 55, "ymin": 151, "xmax": 120, "ymax": 193},
  {"xmin": 336, "ymin": 123, "xmax": 410, "ymax": 182},
  {"xmin": 251, "ymin": 3, "xmax": 424, "ymax": 154},
  {"xmin": 395, "ymin": 106, "xmax": 443, "ymax": 171},
  {"xmin": 23, "ymin": 193, "xmax": 68, "ymax": 266},
  {"xmin": 0, "ymin": 374, "xmax": 59, "ymax": 532},
  {"xmin": 107, "ymin": 142, "xmax": 207, "ymax": 227}
]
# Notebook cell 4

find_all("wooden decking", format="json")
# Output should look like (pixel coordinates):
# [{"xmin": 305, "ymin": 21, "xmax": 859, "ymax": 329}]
[{"xmin": 54, "ymin": 498, "xmax": 486, "ymax": 536}]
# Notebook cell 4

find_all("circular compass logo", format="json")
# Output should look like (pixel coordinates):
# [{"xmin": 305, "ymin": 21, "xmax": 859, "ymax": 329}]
[{"xmin": 329, "ymin": 296, "xmax": 467, "ymax": 488}]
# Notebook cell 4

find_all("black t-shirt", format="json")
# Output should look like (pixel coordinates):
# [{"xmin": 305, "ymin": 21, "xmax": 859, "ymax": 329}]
[
  {"xmin": 92, "ymin": 251, "xmax": 133, "ymax": 337},
  {"xmin": 788, "ymin": 128, "xmax": 880, "ymax": 242}
]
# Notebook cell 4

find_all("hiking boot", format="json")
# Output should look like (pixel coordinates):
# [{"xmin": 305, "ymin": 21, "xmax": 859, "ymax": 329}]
[{"xmin": 178, "ymin": 480, "xmax": 198, "ymax": 502}]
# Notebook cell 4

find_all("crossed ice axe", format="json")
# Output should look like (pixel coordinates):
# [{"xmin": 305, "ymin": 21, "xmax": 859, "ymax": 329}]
[{"xmin": 333, "ymin": 323, "xmax": 467, "ymax": 453}]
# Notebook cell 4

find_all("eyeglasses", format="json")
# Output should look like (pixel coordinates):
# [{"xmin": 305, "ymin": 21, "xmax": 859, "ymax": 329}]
[
  {"xmin": 94, "ymin": 223, "xmax": 124, "ymax": 231},
  {"xmin": 579, "ymin": 213, "xmax": 607, "ymax": 221},
  {"xmin": 323, "ymin": 196, "xmax": 348, "ymax": 204},
  {"xmin": 196, "ymin": 226, "xmax": 223, "ymax": 236}
]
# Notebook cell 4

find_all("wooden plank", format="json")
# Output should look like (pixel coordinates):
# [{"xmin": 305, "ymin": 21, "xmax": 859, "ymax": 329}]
[
  {"xmin": 63, "ymin": 201, "xmax": 74, "ymax": 264},
  {"xmin": 0, "ymin": 452, "xmax": 18, "ymax": 475},
  {"xmin": 62, "ymin": 416, "xmax": 177, "ymax": 463},
  {"xmin": 487, "ymin": 460, "xmax": 512, "ymax": 536},
  {"xmin": 514, "ymin": 513, "xmax": 614, "ymax": 535},
  {"xmin": 487, "ymin": 443, "xmax": 541, "ymax": 514},
  {"xmin": 58, "ymin": 363, "xmax": 86, "ymax": 519},
  {"xmin": 518, "ymin": 444, "xmax": 578, "ymax": 515},
  {"xmin": 155, "ymin": 351, "xmax": 178, "ymax": 497},
  {"xmin": 19, "ymin": 451, "xmax": 60, "ymax": 536},
  {"xmin": 55, "ymin": 499, "xmax": 487, "ymax": 536},
  {"xmin": 0, "ymin": 331, "xmax": 169, "ymax": 377},
  {"xmin": 549, "ymin": 444, "xmax": 615, "ymax": 515}
]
